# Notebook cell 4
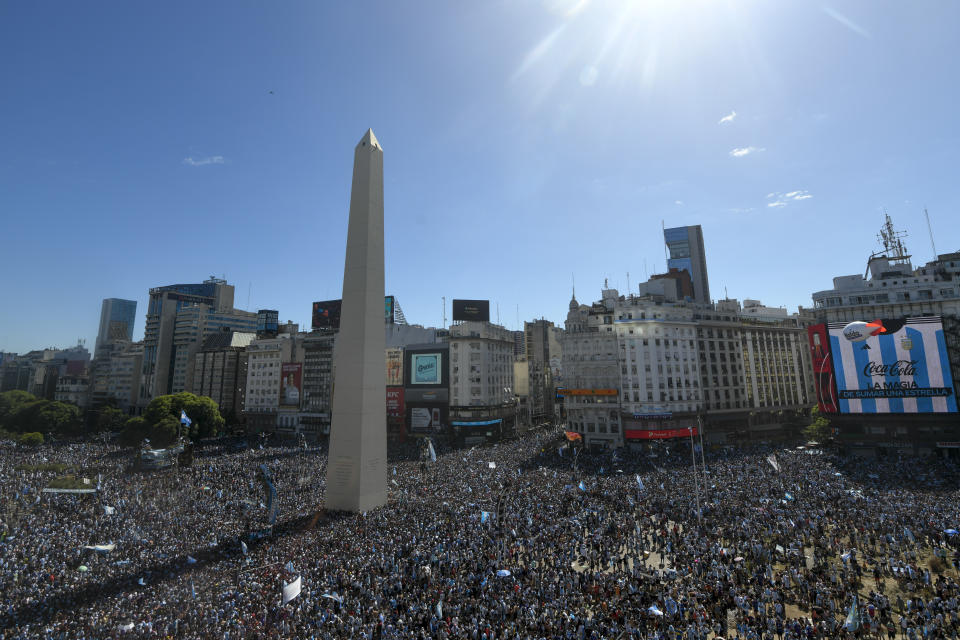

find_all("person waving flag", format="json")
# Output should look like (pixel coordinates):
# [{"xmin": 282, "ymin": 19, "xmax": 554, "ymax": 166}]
[{"xmin": 180, "ymin": 410, "xmax": 192, "ymax": 427}]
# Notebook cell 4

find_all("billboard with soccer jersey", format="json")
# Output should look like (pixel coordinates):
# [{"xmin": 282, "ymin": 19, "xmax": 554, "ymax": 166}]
[{"xmin": 827, "ymin": 316, "xmax": 957, "ymax": 414}]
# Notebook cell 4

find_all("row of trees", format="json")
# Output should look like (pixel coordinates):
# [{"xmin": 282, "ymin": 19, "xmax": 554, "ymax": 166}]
[{"xmin": 0, "ymin": 390, "xmax": 224, "ymax": 448}]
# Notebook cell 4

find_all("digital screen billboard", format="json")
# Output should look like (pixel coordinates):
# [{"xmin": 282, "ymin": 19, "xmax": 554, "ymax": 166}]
[
  {"xmin": 311, "ymin": 300, "xmax": 342, "ymax": 331},
  {"xmin": 808, "ymin": 324, "xmax": 839, "ymax": 414},
  {"xmin": 408, "ymin": 405, "xmax": 446, "ymax": 432},
  {"xmin": 828, "ymin": 316, "xmax": 957, "ymax": 414},
  {"xmin": 280, "ymin": 363, "xmax": 302, "ymax": 406},
  {"xmin": 385, "ymin": 295, "xmax": 395, "ymax": 325},
  {"xmin": 410, "ymin": 353, "xmax": 442, "ymax": 385},
  {"xmin": 452, "ymin": 299, "xmax": 490, "ymax": 322}
]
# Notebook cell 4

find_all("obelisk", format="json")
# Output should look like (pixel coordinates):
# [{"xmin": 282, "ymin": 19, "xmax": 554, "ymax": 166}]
[{"xmin": 324, "ymin": 129, "xmax": 387, "ymax": 512}]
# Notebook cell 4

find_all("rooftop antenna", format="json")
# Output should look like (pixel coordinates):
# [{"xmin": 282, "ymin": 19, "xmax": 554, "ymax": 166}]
[
  {"xmin": 571, "ymin": 273, "xmax": 576, "ymax": 300},
  {"xmin": 924, "ymin": 207, "xmax": 937, "ymax": 260},
  {"xmin": 725, "ymin": 286, "xmax": 728, "ymax": 299},
  {"xmin": 626, "ymin": 272, "xmax": 630, "ymax": 293}
]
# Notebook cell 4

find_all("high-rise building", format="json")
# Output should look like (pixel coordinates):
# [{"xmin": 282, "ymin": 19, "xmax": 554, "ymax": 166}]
[
  {"xmin": 140, "ymin": 277, "xmax": 255, "ymax": 407},
  {"xmin": 664, "ymin": 225, "xmax": 710, "ymax": 304},
  {"xmin": 524, "ymin": 319, "xmax": 559, "ymax": 426},
  {"xmin": 95, "ymin": 299, "xmax": 137, "ymax": 356},
  {"xmin": 448, "ymin": 320, "xmax": 517, "ymax": 441},
  {"xmin": 191, "ymin": 330, "xmax": 256, "ymax": 423}
]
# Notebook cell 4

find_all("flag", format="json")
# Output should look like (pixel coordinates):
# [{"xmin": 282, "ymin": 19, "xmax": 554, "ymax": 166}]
[
  {"xmin": 138, "ymin": 577, "xmax": 146, "ymax": 586},
  {"xmin": 565, "ymin": 431, "xmax": 582, "ymax": 442},
  {"xmin": 766, "ymin": 454, "xmax": 780, "ymax": 472},
  {"xmin": 488, "ymin": 462, "xmax": 496, "ymax": 469},
  {"xmin": 282, "ymin": 576, "xmax": 302, "ymax": 605},
  {"xmin": 784, "ymin": 492, "xmax": 794, "ymax": 501},
  {"xmin": 285, "ymin": 561, "xmax": 295, "ymax": 573},
  {"xmin": 186, "ymin": 555, "xmax": 197, "ymax": 564},
  {"xmin": 435, "ymin": 601, "xmax": 443, "ymax": 618},
  {"xmin": 190, "ymin": 579, "xmax": 196, "ymax": 599},
  {"xmin": 844, "ymin": 596, "xmax": 859, "ymax": 632},
  {"xmin": 103, "ymin": 505, "xmax": 116, "ymax": 515},
  {"xmin": 180, "ymin": 410, "xmax": 192, "ymax": 426},
  {"xmin": 578, "ymin": 481, "xmax": 586, "ymax": 492},
  {"xmin": 480, "ymin": 511, "xmax": 491, "ymax": 524},
  {"xmin": 241, "ymin": 541, "xmax": 248, "ymax": 555},
  {"xmin": 635, "ymin": 475, "xmax": 645, "ymax": 491},
  {"xmin": 428, "ymin": 440, "xmax": 437, "ymax": 463}
]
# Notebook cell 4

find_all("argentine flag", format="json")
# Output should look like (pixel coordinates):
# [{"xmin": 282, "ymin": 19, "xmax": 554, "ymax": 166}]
[
  {"xmin": 480, "ymin": 511, "xmax": 491, "ymax": 524},
  {"xmin": 180, "ymin": 410, "xmax": 192, "ymax": 427},
  {"xmin": 844, "ymin": 596, "xmax": 859, "ymax": 632},
  {"xmin": 578, "ymin": 481, "xmax": 587, "ymax": 492}
]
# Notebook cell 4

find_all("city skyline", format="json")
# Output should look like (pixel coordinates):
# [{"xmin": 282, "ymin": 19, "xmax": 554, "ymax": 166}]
[{"xmin": 3, "ymin": 1, "xmax": 960, "ymax": 353}]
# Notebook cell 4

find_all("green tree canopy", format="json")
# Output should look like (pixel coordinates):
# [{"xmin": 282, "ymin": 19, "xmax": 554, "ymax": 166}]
[
  {"xmin": 95, "ymin": 406, "xmax": 128, "ymax": 433},
  {"xmin": 0, "ymin": 390, "xmax": 38, "ymax": 426},
  {"xmin": 6, "ymin": 400, "xmax": 81, "ymax": 435},
  {"xmin": 803, "ymin": 406, "xmax": 832, "ymax": 442},
  {"xmin": 142, "ymin": 392, "xmax": 224, "ymax": 441},
  {"xmin": 18, "ymin": 432, "xmax": 44, "ymax": 446}
]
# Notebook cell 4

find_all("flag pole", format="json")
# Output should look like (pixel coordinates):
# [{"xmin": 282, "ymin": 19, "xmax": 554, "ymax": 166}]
[{"xmin": 689, "ymin": 426, "xmax": 702, "ymax": 525}]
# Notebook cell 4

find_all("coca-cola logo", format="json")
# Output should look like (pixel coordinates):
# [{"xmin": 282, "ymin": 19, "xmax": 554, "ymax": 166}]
[{"xmin": 863, "ymin": 360, "xmax": 919, "ymax": 378}]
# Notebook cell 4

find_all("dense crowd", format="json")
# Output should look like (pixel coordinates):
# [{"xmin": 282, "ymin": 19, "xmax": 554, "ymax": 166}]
[{"xmin": 2, "ymin": 430, "xmax": 960, "ymax": 640}]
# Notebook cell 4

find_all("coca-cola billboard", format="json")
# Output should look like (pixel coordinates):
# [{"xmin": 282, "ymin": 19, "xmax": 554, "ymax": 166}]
[{"xmin": 827, "ymin": 316, "xmax": 957, "ymax": 414}]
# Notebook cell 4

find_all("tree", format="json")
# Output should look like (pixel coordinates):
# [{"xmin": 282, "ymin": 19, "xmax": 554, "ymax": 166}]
[
  {"xmin": 0, "ymin": 390, "xmax": 38, "ymax": 428},
  {"xmin": 120, "ymin": 416, "xmax": 149, "ymax": 448},
  {"xmin": 6, "ymin": 400, "xmax": 81, "ymax": 435},
  {"xmin": 143, "ymin": 392, "xmax": 224, "ymax": 441},
  {"xmin": 18, "ymin": 432, "xmax": 44, "ymax": 446},
  {"xmin": 95, "ymin": 406, "xmax": 128, "ymax": 433},
  {"xmin": 803, "ymin": 406, "xmax": 832, "ymax": 442}
]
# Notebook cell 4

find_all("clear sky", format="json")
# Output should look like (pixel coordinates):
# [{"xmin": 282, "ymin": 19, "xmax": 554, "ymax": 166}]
[{"xmin": 2, "ymin": 1, "xmax": 958, "ymax": 354}]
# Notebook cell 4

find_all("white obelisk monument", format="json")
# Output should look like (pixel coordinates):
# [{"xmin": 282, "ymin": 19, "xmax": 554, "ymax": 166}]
[{"xmin": 324, "ymin": 129, "xmax": 387, "ymax": 512}]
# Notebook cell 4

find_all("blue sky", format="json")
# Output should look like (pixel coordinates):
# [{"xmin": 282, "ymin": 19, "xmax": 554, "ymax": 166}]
[{"xmin": 2, "ymin": 1, "xmax": 958, "ymax": 353}]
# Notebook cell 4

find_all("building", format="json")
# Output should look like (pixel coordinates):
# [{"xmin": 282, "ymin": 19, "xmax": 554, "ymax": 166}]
[
  {"xmin": 808, "ymin": 215, "xmax": 960, "ymax": 457},
  {"xmin": 140, "ymin": 277, "xmax": 254, "ymax": 408},
  {"xmin": 94, "ymin": 299, "xmax": 137, "ymax": 356},
  {"xmin": 812, "ymin": 216, "xmax": 960, "ymax": 322},
  {"xmin": 243, "ymin": 328, "xmax": 304, "ymax": 436},
  {"xmin": 448, "ymin": 321, "xmax": 516, "ymax": 442},
  {"xmin": 664, "ymin": 224, "xmax": 710, "ymax": 304},
  {"xmin": 88, "ymin": 340, "xmax": 143, "ymax": 412},
  {"xmin": 191, "ymin": 330, "xmax": 256, "ymax": 424},
  {"xmin": 301, "ymin": 331, "xmax": 336, "ymax": 438},
  {"xmin": 170, "ymin": 304, "xmax": 257, "ymax": 394},
  {"xmin": 524, "ymin": 319, "xmax": 560, "ymax": 427},
  {"xmin": 55, "ymin": 374, "xmax": 89, "ymax": 409},
  {"xmin": 562, "ymin": 286, "xmax": 813, "ymax": 450}
]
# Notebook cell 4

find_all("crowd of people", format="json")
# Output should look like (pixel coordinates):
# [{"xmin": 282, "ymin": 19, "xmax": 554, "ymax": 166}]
[{"xmin": 2, "ymin": 429, "xmax": 960, "ymax": 640}]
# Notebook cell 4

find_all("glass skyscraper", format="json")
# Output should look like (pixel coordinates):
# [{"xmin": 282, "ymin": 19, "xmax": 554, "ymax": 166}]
[{"xmin": 95, "ymin": 298, "xmax": 137, "ymax": 355}]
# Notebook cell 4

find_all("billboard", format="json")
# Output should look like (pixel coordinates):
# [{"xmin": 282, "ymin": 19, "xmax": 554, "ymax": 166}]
[
  {"xmin": 386, "ymin": 386, "xmax": 405, "ymax": 418},
  {"xmin": 808, "ymin": 324, "xmax": 839, "ymax": 414},
  {"xmin": 385, "ymin": 295, "xmax": 395, "ymax": 325},
  {"xmin": 386, "ymin": 348, "xmax": 403, "ymax": 386},
  {"xmin": 408, "ymin": 405, "xmax": 446, "ymax": 433},
  {"xmin": 624, "ymin": 427, "xmax": 698, "ymax": 440},
  {"xmin": 828, "ymin": 316, "xmax": 957, "ymax": 414},
  {"xmin": 452, "ymin": 299, "xmax": 490, "ymax": 322},
  {"xmin": 410, "ymin": 353, "xmax": 442, "ymax": 385},
  {"xmin": 280, "ymin": 363, "xmax": 302, "ymax": 406},
  {"xmin": 311, "ymin": 300, "xmax": 342, "ymax": 331}
]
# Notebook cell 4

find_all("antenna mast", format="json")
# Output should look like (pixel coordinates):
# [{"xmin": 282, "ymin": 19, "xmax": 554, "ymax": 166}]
[{"xmin": 925, "ymin": 208, "xmax": 937, "ymax": 260}]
